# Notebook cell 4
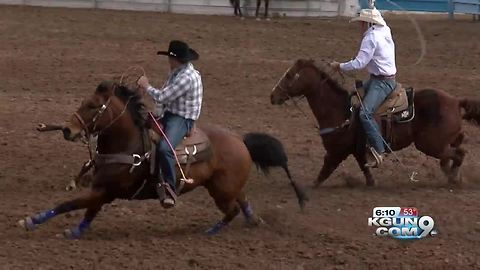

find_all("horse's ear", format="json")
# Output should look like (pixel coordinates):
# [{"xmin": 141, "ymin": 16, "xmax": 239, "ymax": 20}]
[
  {"xmin": 96, "ymin": 81, "xmax": 115, "ymax": 95},
  {"xmin": 295, "ymin": 59, "xmax": 306, "ymax": 66},
  {"xmin": 295, "ymin": 59, "xmax": 314, "ymax": 68}
]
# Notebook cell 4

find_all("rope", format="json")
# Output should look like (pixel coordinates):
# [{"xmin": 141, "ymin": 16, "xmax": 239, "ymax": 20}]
[
  {"xmin": 353, "ymin": 82, "xmax": 419, "ymax": 182},
  {"xmin": 119, "ymin": 65, "xmax": 146, "ymax": 87},
  {"xmin": 148, "ymin": 112, "xmax": 193, "ymax": 184},
  {"xmin": 121, "ymin": 66, "xmax": 193, "ymax": 185},
  {"xmin": 382, "ymin": 0, "xmax": 427, "ymax": 67}
]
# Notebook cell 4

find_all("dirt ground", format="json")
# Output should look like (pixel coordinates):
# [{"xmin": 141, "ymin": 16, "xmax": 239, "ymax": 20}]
[{"xmin": 1, "ymin": 5, "xmax": 480, "ymax": 269}]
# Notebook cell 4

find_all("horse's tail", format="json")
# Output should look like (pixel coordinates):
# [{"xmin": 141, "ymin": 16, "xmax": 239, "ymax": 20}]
[
  {"xmin": 243, "ymin": 132, "xmax": 307, "ymax": 209},
  {"xmin": 460, "ymin": 98, "xmax": 480, "ymax": 125}
]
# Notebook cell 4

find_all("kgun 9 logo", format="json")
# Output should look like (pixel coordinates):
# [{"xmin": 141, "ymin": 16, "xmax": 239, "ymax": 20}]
[{"xmin": 368, "ymin": 207, "xmax": 437, "ymax": 239}]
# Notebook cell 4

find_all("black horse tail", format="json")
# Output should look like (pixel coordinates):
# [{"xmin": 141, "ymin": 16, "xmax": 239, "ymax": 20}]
[
  {"xmin": 460, "ymin": 98, "xmax": 480, "ymax": 125},
  {"xmin": 243, "ymin": 132, "xmax": 307, "ymax": 209}
]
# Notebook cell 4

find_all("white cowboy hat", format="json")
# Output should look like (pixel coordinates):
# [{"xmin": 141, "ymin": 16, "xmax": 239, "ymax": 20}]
[{"xmin": 350, "ymin": 8, "xmax": 387, "ymax": 26}]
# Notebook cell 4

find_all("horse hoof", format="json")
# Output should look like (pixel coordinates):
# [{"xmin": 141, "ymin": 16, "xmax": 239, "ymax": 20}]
[
  {"xmin": 65, "ymin": 183, "xmax": 76, "ymax": 191},
  {"xmin": 37, "ymin": 123, "xmax": 47, "ymax": 131},
  {"xmin": 298, "ymin": 200, "xmax": 306, "ymax": 211},
  {"xmin": 205, "ymin": 227, "xmax": 220, "ymax": 236},
  {"xmin": 205, "ymin": 222, "xmax": 225, "ymax": 236},
  {"xmin": 247, "ymin": 216, "xmax": 264, "ymax": 227},
  {"xmin": 63, "ymin": 228, "xmax": 82, "ymax": 239},
  {"xmin": 18, "ymin": 217, "xmax": 36, "ymax": 231}
]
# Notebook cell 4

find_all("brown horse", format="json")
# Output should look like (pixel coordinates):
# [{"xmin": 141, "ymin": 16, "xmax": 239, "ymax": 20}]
[
  {"xmin": 271, "ymin": 59, "xmax": 480, "ymax": 187},
  {"xmin": 19, "ymin": 81, "xmax": 306, "ymax": 238}
]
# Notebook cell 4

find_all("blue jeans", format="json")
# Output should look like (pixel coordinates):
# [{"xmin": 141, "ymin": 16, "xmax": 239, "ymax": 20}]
[
  {"xmin": 359, "ymin": 78, "xmax": 396, "ymax": 153},
  {"xmin": 157, "ymin": 112, "xmax": 194, "ymax": 193}
]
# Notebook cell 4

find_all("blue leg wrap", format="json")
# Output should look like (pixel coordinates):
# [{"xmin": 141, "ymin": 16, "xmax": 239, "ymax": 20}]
[
  {"xmin": 240, "ymin": 203, "xmax": 254, "ymax": 219},
  {"xmin": 64, "ymin": 219, "xmax": 91, "ymax": 239},
  {"xmin": 32, "ymin": 209, "xmax": 56, "ymax": 224},
  {"xmin": 205, "ymin": 221, "xmax": 226, "ymax": 236}
]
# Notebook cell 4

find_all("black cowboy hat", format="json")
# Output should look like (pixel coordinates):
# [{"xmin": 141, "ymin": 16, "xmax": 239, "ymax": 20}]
[{"xmin": 157, "ymin": 40, "xmax": 199, "ymax": 63}]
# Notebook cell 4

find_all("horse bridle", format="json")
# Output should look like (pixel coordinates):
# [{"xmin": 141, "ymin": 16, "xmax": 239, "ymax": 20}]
[
  {"xmin": 73, "ymin": 93, "xmax": 132, "ymax": 139},
  {"xmin": 274, "ymin": 67, "xmax": 301, "ymax": 101},
  {"xmin": 274, "ymin": 65, "xmax": 329, "ymax": 101},
  {"xmin": 274, "ymin": 64, "xmax": 351, "ymax": 135},
  {"xmin": 73, "ymin": 97, "xmax": 112, "ymax": 138}
]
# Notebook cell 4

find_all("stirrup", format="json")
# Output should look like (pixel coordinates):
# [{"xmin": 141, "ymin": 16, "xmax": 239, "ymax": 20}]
[
  {"xmin": 365, "ymin": 147, "xmax": 384, "ymax": 168},
  {"xmin": 155, "ymin": 182, "xmax": 177, "ymax": 209}
]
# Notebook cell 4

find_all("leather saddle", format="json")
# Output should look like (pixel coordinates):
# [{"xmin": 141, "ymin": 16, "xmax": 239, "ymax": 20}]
[
  {"xmin": 351, "ymin": 82, "xmax": 415, "ymax": 123},
  {"xmin": 148, "ymin": 118, "xmax": 212, "ymax": 168}
]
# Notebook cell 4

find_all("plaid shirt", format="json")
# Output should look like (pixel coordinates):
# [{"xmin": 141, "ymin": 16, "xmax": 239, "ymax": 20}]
[{"xmin": 146, "ymin": 63, "xmax": 203, "ymax": 120}]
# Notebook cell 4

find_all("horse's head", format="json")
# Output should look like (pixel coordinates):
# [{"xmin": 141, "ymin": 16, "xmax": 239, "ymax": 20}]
[
  {"xmin": 271, "ymin": 59, "xmax": 318, "ymax": 105},
  {"xmin": 63, "ymin": 81, "xmax": 121, "ymax": 141}
]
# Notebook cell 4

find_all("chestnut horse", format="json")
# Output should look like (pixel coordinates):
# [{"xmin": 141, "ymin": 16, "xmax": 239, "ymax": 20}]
[
  {"xmin": 19, "ymin": 81, "xmax": 306, "ymax": 238},
  {"xmin": 271, "ymin": 59, "xmax": 480, "ymax": 186}
]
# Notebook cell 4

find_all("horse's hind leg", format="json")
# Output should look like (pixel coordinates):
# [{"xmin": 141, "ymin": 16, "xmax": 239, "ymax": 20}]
[
  {"xmin": 450, "ymin": 147, "xmax": 466, "ymax": 184},
  {"xmin": 205, "ymin": 197, "xmax": 240, "ymax": 235},
  {"xmin": 439, "ymin": 133, "xmax": 465, "ymax": 184},
  {"xmin": 237, "ymin": 192, "xmax": 263, "ymax": 226},
  {"xmin": 439, "ymin": 148, "xmax": 465, "ymax": 184}
]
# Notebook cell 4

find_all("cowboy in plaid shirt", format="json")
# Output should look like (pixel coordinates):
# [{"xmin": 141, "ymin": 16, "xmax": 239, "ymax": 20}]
[
  {"xmin": 137, "ymin": 40, "xmax": 203, "ymax": 208},
  {"xmin": 147, "ymin": 62, "xmax": 203, "ymax": 120}
]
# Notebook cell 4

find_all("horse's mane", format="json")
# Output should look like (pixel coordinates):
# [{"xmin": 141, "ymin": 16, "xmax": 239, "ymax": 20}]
[
  {"xmin": 96, "ymin": 81, "xmax": 147, "ymax": 129},
  {"xmin": 302, "ymin": 60, "xmax": 354, "ymax": 97}
]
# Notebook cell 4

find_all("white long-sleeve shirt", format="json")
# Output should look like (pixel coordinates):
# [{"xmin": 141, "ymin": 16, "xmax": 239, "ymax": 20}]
[{"xmin": 340, "ymin": 25, "xmax": 397, "ymax": 76}]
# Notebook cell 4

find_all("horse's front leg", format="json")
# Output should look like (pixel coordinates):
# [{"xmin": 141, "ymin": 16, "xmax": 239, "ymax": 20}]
[
  {"xmin": 313, "ymin": 151, "xmax": 350, "ymax": 188},
  {"xmin": 63, "ymin": 202, "xmax": 105, "ymax": 239},
  {"xmin": 18, "ymin": 190, "xmax": 109, "ymax": 235},
  {"xmin": 353, "ymin": 152, "xmax": 374, "ymax": 186},
  {"xmin": 66, "ymin": 160, "xmax": 94, "ymax": 191}
]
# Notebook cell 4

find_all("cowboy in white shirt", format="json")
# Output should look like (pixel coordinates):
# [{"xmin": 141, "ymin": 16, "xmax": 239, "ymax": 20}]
[{"xmin": 331, "ymin": 7, "xmax": 397, "ymax": 168}]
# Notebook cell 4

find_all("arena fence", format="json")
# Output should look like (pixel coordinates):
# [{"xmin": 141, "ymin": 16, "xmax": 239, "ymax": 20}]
[
  {"xmin": 0, "ymin": 0, "xmax": 360, "ymax": 17},
  {"xmin": 359, "ymin": 0, "xmax": 479, "ymax": 20}
]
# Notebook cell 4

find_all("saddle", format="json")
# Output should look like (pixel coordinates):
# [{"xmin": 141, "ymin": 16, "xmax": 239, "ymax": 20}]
[
  {"xmin": 351, "ymin": 81, "xmax": 415, "ymax": 123},
  {"xmin": 148, "ymin": 117, "xmax": 212, "ymax": 179},
  {"xmin": 351, "ymin": 81, "xmax": 415, "ymax": 149}
]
